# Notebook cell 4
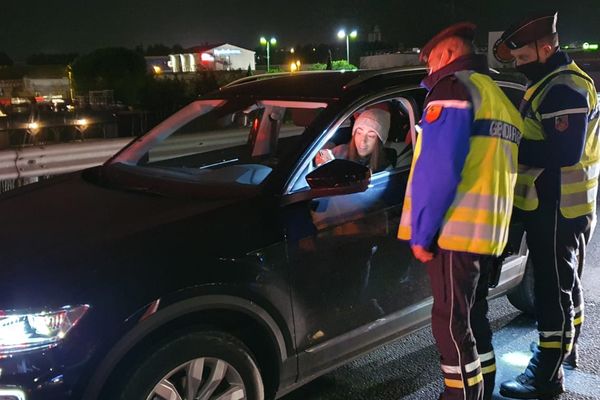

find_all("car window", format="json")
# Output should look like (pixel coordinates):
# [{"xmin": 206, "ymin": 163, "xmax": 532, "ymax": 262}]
[
  {"xmin": 288, "ymin": 96, "xmax": 418, "ymax": 193},
  {"xmin": 109, "ymin": 99, "xmax": 327, "ymax": 187}
]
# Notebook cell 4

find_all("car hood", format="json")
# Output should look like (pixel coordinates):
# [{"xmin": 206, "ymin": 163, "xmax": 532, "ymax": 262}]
[{"xmin": 0, "ymin": 168, "xmax": 261, "ymax": 309}]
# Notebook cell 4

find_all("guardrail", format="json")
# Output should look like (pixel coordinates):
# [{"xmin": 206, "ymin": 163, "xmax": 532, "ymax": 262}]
[
  {"xmin": 0, "ymin": 138, "xmax": 132, "ymax": 181},
  {"xmin": 0, "ymin": 125, "xmax": 303, "ymax": 193}
]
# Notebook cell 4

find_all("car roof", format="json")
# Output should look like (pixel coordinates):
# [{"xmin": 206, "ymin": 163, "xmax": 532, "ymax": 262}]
[
  {"xmin": 213, "ymin": 67, "xmax": 430, "ymax": 101},
  {"xmin": 209, "ymin": 67, "xmax": 526, "ymax": 102}
]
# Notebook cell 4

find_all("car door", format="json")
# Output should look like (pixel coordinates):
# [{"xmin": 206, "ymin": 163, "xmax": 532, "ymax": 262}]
[{"xmin": 280, "ymin": 92, "xmax": 433, "ymax": 378}]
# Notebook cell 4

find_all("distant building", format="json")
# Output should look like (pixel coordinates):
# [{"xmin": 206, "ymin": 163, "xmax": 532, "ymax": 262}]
[
  {"xmin": 368, "ymin": 25, "xmax": 383, "ymax": 43},
  {"xmin": 0, "ymin": 65, "xmax": 70, "ymax": 103},
  {"xmin": 146, "ymin": 43, "xmax": 256, "ymax": 74},
  {"xmin": 360, "ymin": 53, "xmax": 420, "ymax": 69},
  {"xmin": 23, "ymin": 77, "xmax": 69, "ymax": 98}
]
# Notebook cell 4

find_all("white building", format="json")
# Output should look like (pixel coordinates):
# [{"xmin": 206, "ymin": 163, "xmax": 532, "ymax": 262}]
[
  {"xmin": 23, "ymin": 77, "xmax": 70, "ymax": 98},
  {"xmin": 190, "ymin": 43, "xmax": 255, "ymax": 71},
  {"xmin": 148, "ymin": 43, "xmax": 256, "ymax": 73}
]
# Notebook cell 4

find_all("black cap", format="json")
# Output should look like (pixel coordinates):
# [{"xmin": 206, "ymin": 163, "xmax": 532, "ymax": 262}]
[
  {"xmin": 420, "ymin": 22, "xmax": 477, "ymax": 63},
  {"xmin": 494, "ymin": 12, "xmax": 558, "ymax": 63}
]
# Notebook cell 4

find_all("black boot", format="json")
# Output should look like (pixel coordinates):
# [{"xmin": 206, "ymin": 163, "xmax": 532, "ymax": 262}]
[{"xmin": 500, "ymin": 373, "xmax": 564, "ymax": 399}]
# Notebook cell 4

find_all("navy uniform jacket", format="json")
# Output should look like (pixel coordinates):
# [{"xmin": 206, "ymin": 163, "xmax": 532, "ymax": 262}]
[{"xmin": 518, "ymin": 51, "xmax": 590, "ymax": 204}]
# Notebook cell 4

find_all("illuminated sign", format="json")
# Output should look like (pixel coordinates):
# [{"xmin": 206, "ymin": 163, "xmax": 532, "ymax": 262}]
[
  {"xmin": 201, "ymin": 53, "xmax": 215, "ymax": 62},
  {"xmin": 214, "ymin": 48, "xmax": 241, "ymax": 56},
  {"xmin": 583, "ymin": 42, "xmax": 599, "ymax": 51}
]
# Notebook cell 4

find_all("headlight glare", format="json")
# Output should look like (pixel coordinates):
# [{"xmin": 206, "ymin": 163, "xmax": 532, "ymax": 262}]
[{"xmin": 0, "ymin": 305, "xmax": 89, "ymax": 354}]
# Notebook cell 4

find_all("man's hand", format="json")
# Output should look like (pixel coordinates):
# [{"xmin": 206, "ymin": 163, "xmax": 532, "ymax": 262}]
[{"xmin": 411, "ymin": 244, "xmax": 434, "ymax": 263}]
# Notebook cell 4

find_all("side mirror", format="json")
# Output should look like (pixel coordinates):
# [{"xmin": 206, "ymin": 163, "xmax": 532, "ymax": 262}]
[
  {"xmin": 306, "ymin": 158, "xmax": 371, "ymax": 192},
  {"xmin": 283, "ymin": 159, "xmax": 371, "ymax": 205}
]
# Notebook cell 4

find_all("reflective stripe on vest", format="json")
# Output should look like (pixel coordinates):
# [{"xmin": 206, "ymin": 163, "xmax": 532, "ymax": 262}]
[
  {"xmin": 515, "ymin": 61, "xmax": 600, "ymax": 217},
  {"xmin": 514, "ymin": 165, "xmax": 543, "ymax": 211},
  {"xmin": 398, "ymin": 71, "xmax": 522, "ymax": 256}
]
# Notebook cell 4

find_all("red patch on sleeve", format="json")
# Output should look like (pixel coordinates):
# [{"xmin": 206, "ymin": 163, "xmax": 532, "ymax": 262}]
[
  {"xmin": 425, "ymin": 105, "xmax": 443, "ymax": 123},
  {"xmin": 555, "ymin": 115, "xmax": 569, "ymax": 132}
]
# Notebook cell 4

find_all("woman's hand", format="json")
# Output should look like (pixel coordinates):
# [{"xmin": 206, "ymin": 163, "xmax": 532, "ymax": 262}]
[{"xmin": 315, "ymin": 149, "xmax": 335, "ymax": 166}]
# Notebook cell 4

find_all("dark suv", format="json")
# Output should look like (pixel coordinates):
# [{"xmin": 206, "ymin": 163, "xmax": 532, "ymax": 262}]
[{"xmin": 0, "ymin": 68, "xmax": 532, "ymax": 400}]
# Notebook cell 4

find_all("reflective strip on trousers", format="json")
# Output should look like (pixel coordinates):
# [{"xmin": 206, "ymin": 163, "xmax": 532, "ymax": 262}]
[
  {"xmin": 481, "ymin": 364, "xmax": 496, "ymax": 374},
  {"xmin": 540, "ymin": 331, "xmax": 573, "ymax": 338},
  {"xmin": 574, "ymin": 305, "xmax": 584, "ymax": 326},
  {"xmin": 467, "ymin": 373, "xmax": 483, "ymax": 387},
  {"xmin": 441, "ymin": 364, "xmax": 462, "ymax": 374},
  {"xmin": 465, "ymin": 359, "xmax": 481, "ymax": 373},
  {"xmin": 445, "ymin": 378, "xmax": 464, "ymax": 389},
  {"xmin": 479, "ymin": 351, "xmax": 495, "ymax": 362},
  {"xmin": 539, "ymin": 330, "xmax": 573, "ymax": 351},
  {"xmin": 479, "ymin": 350, "xmax": 496, "ymax": 375}
]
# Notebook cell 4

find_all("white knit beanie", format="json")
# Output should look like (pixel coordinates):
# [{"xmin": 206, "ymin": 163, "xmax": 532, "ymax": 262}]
[{"xmin": 352, "ymin": 108, "xmax": 391, "ymax": 143}]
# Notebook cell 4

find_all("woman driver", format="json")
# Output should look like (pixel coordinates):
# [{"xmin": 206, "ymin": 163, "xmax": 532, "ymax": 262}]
[{"xmin": 315, "ymin": 108, "xmax": 392, "ymax": 173}]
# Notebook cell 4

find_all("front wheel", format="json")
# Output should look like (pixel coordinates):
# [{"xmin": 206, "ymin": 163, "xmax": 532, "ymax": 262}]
[{"xmin": 117, "ymin": 330, "xmax": 265, "ymax": 400}]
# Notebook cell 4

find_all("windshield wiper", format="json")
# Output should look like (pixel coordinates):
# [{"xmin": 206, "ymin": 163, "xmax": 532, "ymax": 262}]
[{"xmin": 199, "ymin": 158, "xmax": 239, "ymax": 169}]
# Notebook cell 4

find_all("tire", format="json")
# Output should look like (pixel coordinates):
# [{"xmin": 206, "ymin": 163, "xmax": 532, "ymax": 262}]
[
  {"xmin": 114, "ymin": 330, "xmax": 265, "ymax": 400},
  {"xmin": 507, "ymin": 257, "xmax": 535, "ymax": 316}
]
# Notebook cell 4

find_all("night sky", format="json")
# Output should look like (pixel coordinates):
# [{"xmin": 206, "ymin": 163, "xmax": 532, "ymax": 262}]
[{"xmin": 2, "ymin": 0, "xmax": 599, "ymax": 59}]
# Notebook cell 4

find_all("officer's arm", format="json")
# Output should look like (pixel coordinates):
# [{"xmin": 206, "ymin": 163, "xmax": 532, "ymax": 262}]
[
  {"xmin": 519, "ymin": 85, "xmax": 589, "ymax": 167},
  {"xmin": 410, "ymin": 101, "xmax": 472, "ymax": 249}
]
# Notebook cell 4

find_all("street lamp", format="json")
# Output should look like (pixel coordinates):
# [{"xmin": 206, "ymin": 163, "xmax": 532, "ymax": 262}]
[
  {"xmin": 260, "ymin": 36, "xmax": 277, "ymax": 72},
  {"xmin": 337, "ymin": 29, "xmax": 358, "ymax": 63}
]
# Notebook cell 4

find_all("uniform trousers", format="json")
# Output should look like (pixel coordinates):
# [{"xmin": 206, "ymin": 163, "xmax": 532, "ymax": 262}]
[
  {"xmin": 519, "ymin": 202, "xmax": 592, "ymax": 384},
  {"xmin": 426, "ymin": 249, "xmax": 496, "ymax": 400}
]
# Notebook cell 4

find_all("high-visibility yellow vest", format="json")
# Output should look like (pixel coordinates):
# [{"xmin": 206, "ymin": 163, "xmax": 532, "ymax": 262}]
[
  {"xmin": 398, "ymin": 71, "xmax": 522, "ymax": 256},
  {"xmin": 514, "ymin": 62, "xmax": 599, "ymax": 218}
]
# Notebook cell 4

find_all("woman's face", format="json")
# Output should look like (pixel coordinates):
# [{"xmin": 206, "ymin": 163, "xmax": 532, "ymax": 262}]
[{"xmin": 353, "ymin": 127, "xmax": 379, "ymax": 158}]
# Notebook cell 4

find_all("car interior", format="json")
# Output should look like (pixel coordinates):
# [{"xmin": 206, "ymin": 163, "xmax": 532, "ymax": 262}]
[{"xmin": 317, "ymin": 98, "xmax": 417, "ymax": 171}]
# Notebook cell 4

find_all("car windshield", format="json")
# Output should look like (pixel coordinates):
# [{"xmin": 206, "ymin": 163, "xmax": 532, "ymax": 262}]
[{"xmin": 108, "ymin": 99, "xmax": 327, "ymax": 188}]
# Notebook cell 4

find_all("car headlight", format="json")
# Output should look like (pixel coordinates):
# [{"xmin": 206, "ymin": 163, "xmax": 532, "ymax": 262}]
[{"xmin": 0, "ymin": 305, "xmax": 89, "ymax": 355}]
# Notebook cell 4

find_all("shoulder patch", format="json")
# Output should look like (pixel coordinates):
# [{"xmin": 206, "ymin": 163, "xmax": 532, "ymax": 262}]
[
  {"xmin": 425, "ymin": 105, "xmax": 443, "ymax": 123},
  {"xmin": 555, "ymin": 115, "xmax": 569, "ymax": 132}
]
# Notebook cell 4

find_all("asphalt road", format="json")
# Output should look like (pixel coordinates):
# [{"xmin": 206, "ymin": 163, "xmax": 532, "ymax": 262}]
[{"xmin": 283, "ymin": 208, "xmax": 600, "ymax": 400}]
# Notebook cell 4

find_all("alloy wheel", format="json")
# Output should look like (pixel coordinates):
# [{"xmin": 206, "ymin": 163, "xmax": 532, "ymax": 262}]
[{"xmin": 146, "ymin": 357, "xmax": 246, "ymax": 400}]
